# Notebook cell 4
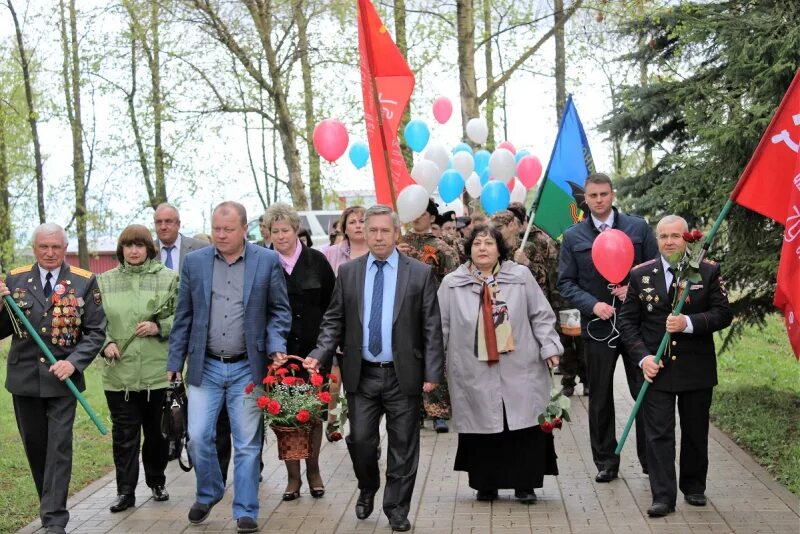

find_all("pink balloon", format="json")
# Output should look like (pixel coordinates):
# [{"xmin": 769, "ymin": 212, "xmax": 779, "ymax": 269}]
[
  {"xmin": 432, "ymin": 96, "xmax": 453, "ymax": 124},
  {"xmin": 497, "ymin": 141, "xmax": 516, "ymax": 154},
  {"xmin": 517, "ymin": 155, "xmax": 543, "ymax": 189},
  {"xmin": 591, "ymin": 229, "xmax": 635, "ymax": 285},
  {"xmin": 313, "ymin": 119, "xmax": 349, "ymax": 163},
  {"xmin": 505, "ymin": 178, "xmax": 515, "ymax": 192}
]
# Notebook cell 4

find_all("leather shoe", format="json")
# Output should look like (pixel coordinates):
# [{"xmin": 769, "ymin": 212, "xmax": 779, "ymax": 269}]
[
  {"xmin": 237, "ymin": 516, "xmax": 259, "ymax": 533},
  {"xmin": 476, "ymin": 489, "xmax": 498, "ymax": 501},
  {"xmin": 388, "ymin": 515, "xmax": 411, "ymax": 531},
  {"xmin": 109, "ymin": 494, "xmax": 135, "ymax": 513},
  {"xmin": 355, "ymin": 489, "xmax": 376, "ymax": 519},
  {"xmin": 514, "ymin": 489, "xmax": 537, "ymax": 504},
  {"xmin": 684, "ymin": 493, "xmax": 707, "ymax": 506},
  {"xmin": 562, "ymin": 385, "xmax": 574, "ymax": 397},
  {"xmin": 433, "ymin": 418, "xmax": 449, "ymax": 433},
  {"xmin": 44, "ymin": 527, "xmax": 66, "ymax": 534},
  {"xmin": 151, "ymin": 485, "xmax": 169, "ymax": 501},
  {"xmin": 595, "ymin": 469, "xmax": 618, "ymax": 483},
  {"xmin": 647, "ymin": 502, "xmax": 675, "ymax": 517},
  {"xmin": 188, "ymin": 499, "xmax": 219, "ymax": 524}
]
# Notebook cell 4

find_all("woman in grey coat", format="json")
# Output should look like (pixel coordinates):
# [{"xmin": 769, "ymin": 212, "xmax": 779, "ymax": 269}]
[{"xmin": 438, "ymin": 224, "xmax": 563, "ymax": 504}]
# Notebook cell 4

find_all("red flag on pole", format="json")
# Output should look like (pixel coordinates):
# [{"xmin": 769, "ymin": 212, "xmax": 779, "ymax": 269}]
[
  {"xmin": 732, "ymin": 69, "xmax": 800, "ymax": 358},
  {"xmin": 357, "ymin": 0, "xmax": 415, "ymax": 208}
]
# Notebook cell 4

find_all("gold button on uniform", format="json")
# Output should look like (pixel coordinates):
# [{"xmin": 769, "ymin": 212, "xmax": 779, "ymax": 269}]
[
  {"xmin": 39, "ymin": 357, "xmax": 46, "ymax": 363},
  {"xmin": 40, "ymin": 327, "xmax": 47, "ymax": 333},
  {"xmin": 671, "ymin": 341, "xmax": 677, "ymax": 346}
]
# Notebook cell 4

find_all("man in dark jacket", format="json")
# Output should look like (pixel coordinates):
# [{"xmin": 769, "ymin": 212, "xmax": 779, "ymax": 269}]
[
  {"xmin": 618, "ymin": 215, "xmax": 732, "ymax": 517},
  {"xmin": 557, "ymin": 173, "xmax": 658, "ymax": 483}
]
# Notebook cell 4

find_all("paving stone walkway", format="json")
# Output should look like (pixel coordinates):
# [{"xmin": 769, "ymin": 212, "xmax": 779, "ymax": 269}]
[{"xmin": 20, "ymin": 363, "xmax": 799, "ymax": 533}]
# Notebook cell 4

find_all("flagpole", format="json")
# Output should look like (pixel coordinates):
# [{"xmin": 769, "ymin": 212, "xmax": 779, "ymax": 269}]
[
  {"xmin": 615, "ymin": 199, "xmax": 734, "ymax": 454},
  {"xmin": 359, "ymin": 0, "xmax": 398, "ymax": 211},
  {"xmin": 3, "ymin": 295, "xmax": 108, "ymax": 435}
]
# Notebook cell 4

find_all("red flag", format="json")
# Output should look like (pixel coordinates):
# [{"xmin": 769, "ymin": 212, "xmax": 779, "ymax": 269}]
[
  {"xmin": 733, "ymin": 69, "xmax": 800, "ymax": 358},
  {"xmin": 357, "ymin": 0, "xmax": 415, "ymax": 207}
]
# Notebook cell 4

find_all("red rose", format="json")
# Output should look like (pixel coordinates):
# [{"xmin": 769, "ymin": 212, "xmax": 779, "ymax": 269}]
[
  {"xmin": 283, "ymin": 376, "xmax": 297, "ymax": 386},
  {"xmin": 289, "ymin": 363, "xmax": 300, "ymax": 371},
  {"xmin": 267, "ymin": 400, "xmax": 281, "ymax": 415},
  {"xmin": 310, "ymin": 373, "xmax": 324, "ymax": 387},
  {"xmin": 553, "ymin": 417, "xmax": 563, "ymax": 429},
  {"xmin": 295, "ymin": 409, "xmax": 311, "ymax": 424},
  {"xmin": 691, "ymin": 229, "xmax": 703, "ymax": 241},
  {"xmin": 257, "ymin": 395, "xmax": 269, "ymax": 409},
  {"xmin": 244, "ymin": 383, "xmax": 255, "ymax": 394},
  {"xmin": 263, "ymin": 375, "xmax": 276, "ymax": 386},
  {"xmin": 330, "ymin": 431, "xmax": 343, "ymax": 442},
  {"xmin": 275, "ymin": 368, "xmax": 289, "ymax": 376},
  {"xmin": 327, "ymin": 373, "xmax": 338, "ymax": 384},
  {"xmin": 541, "ymin": 420, "xmax": 554, "ymax": 433},
  {"xmin": 682, "ymin": 231, "xmax": 693, "ymax": 242},
  {"xmin": 318, "ymin": 391, "xmax": 332, "ymax": 403}
]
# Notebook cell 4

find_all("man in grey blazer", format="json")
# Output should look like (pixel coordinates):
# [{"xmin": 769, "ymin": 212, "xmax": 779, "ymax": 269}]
[
  {"xmin": 153, "ymin": 203, "xmax": 208, "ymax": 273},
  {"xmin": 304, "ymin": 205, "xmax": 444, "ymax": 532}
]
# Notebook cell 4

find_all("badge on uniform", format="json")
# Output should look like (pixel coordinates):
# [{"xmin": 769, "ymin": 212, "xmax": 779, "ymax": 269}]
[
  {"xmin": 647, "ymin": 303, "xmax": 653, "ymax": 312},
  {"xmin": 642, "ymin": 276, "xmax": 651, "ymax": 285},
  {"xmin": 93, "ymin": 288, "xmax": 102, "ymax": 305}
]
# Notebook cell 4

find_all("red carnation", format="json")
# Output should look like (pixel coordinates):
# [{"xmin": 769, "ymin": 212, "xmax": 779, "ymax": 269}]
[
  {"xmin": 263, "ymin": 375, "xmax": 276, "ymax": 386},
  {"xmin": 691, "ymin": 229, "xmax": 703, "ymax": 241},
  {"xmin": 318, "ymin": 391, "xmax": 332, "ymax": 403},
  {"xmin": 289, "ymin": 363, "xmax": 301, "ymax": 371},
  {"xmin": 295, "ymin": 378, "xmax": 305, "ymax": 386},
  {"xmin": 295, "ymin": 409, "xmax": 311, "ymax": 424},
  {"xmin": 682, "ymin": 231, "xmax": 693, "ymax": 242},
  {"xmin": 275, "ymin": 368, "xmax": 289, "ymax": 376},
  {"xmin": 244, "ymin": 383, "xmax": 255, "ymax": 394},
  {"xmin": 310, "ymin": 373, "xmax": 324, "ymax": 387},
  {"xmin": 267, "ymin": 400, "xmax": 281, "ymax": 415},
  {"xmin": 327, "ymin": 373, "xmax": 338, "ymax": 384},
  {"xmin": 329, "ymin": 431, "xmax": 343, "ymax": 442},
  {"xmin": 553, "ymin": 416, "xmax": 563, "ymax": 429},
  {"xmin": 541, "ymin": 420, "xmax": 554, "ymax": 433},
  {"xmin": 283, "ymin": 376, "xmax": 297, "ymax": 386},
  {"xmin": 257, "ymin": 395, "xmax": 269, "ymax": 409}
]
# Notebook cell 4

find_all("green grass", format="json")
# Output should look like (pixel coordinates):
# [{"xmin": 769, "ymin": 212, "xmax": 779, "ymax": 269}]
[
  {"xmin": 0, "ymin": 340, "xmax": 114, "ymax": 533},
  {"xmin": 711, "ymin": 315, "xmax": 800, "ymax": 496}
]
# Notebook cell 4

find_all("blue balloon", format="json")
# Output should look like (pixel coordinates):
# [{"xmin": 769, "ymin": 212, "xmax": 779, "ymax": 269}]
[
  {"xmin": 474, "ymin": 149, "xmax": 491, "ymax": 174},
  {"xmin": 348, "ymin": 141, "xmax": 370, "ymax": 169},
  {"xmin": 515, "ymin": 149, "xmax": 530, "ymax": 163},
  {"xmin": 479, "ymin": 167, "xmax": 491, "ymax": 186},
  {"xmin": 439, "ymin": 169, "xmax": 465, "ymax": 203},
  {"xmin": 481, "ymin": 181, "xmax": 510, "ymax": 215},
  {"xmin": 452, "ymin": 142, "xmax": 472, "ymax": 154},
  {"xmin": 404, "ymin": 119, "xmax": 430, "ymax": 152}
]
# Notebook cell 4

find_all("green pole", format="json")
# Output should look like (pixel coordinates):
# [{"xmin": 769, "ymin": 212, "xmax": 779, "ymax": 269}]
[
  {"xmin": 615, "ymin": 200, "xmax": 735, "ymax": 455},
  {"xmin": 3, "ymin": 295, "xmax": 107, "ymax": 435}
]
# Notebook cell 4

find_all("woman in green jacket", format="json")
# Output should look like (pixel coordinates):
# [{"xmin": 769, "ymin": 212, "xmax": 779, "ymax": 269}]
[{"xmin": 98, "ymin": 224, "xmax": 178, "ymax": 513}]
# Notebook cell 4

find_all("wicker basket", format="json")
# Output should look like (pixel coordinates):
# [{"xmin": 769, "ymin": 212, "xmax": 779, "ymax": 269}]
[{"xmin": 271, "ymin": 423, "xmax": 315, "ymax": 460}]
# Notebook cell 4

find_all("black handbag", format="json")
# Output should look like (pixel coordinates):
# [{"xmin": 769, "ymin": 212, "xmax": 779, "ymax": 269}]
[{"xmin": 161, "ymin": 380, "xmax": 192, "ymax": 472}]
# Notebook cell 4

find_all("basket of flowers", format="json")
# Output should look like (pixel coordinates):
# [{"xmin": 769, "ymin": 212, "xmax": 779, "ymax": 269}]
[{"xmin": 245, "ymin": 355, "xmax": 332, "ymax": 460}]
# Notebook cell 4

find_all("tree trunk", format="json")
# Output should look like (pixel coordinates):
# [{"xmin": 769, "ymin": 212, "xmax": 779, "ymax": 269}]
[
  {"xmin": 554, "ymin": 0, "xmax": 566, "ymax": 122},
  {"xmin": 640, "ymin": 57, "xmax": 653, "ymax": 172},
  {"xmin": 0, "ymin": 107, "xmax": 12, "ymax": 269},
  {"xmin": 60, "ymin": 0, "xmax": 89, "ymax": 268},
  {"xmin": 457, "ymin": 0, "xmax": 479, "ymax": 139},
  {"xmin": 482, "ymin": 0, "xmax": 495, "ymax": 148},
  {"xmin": 393, "ymin": 0, "xmax": 413, "ymax": 168},
  {"xmin": 294, "ymin": 0, "xmax": 322, "ymax": 209},
  {"xmin": 7, "ymin": 0, "xmax": 45, "ymax": 223},
  {"xmin": 148, "ymin": 0, "xmax": 167, "ymax": 204}
]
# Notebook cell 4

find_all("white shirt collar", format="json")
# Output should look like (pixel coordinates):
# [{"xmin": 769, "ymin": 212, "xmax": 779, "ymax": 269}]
[
  {"xmin": 591, "ymin": 211, "xmax": 615, "ymax": 230},
  {"xmin": 39, "ymin": 265, "xmax": 61, "ymax": 289}
]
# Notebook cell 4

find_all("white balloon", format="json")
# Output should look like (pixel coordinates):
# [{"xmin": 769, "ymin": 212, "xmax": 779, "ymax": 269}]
[
  {"xmin": 396, "ymin": 185, "xmax": 430, "ymax": 223},
  {"xmin": 451, "ymin": 151, "xmax": 474, "ymax": 180},
  {"xmin": 510, "ymin": 179, "xmax": 527, "ymax": 204},
  {"xmin": 423, "ymin": 142, "xmax": 450, "ymax": 174},
  {"xmin": 465, "ymin": 172, "xmax": 483, "ymax": 197},
  {"xmin": 466, "ymin": 117, "xmax": 488, "ymax": 145},
  {"xmin": 437, "ymin": 197, "xmax": 465, "ymax": 217},
  {"xmin": 489, "ymin": 148, "xmax": 516, "ymax": 183},
  {"xmin": 411, "ymin": 159, "xmax": 441, "ymax": 193}
]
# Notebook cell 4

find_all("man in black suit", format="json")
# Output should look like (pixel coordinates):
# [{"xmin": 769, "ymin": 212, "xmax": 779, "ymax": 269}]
[
  {"xmin": 304, "ymin": 204, "xmax": 444, "ymax": 532},
  {"xmin": 618, "ymin": 215, "xmax": 732, "ymax": 517},
  {"xmin": 153, "ymin": 203, "xmax": 208, "ymax": 273}
]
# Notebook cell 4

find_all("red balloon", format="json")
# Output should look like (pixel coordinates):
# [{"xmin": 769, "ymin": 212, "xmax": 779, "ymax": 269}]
[
  {"xmin": 497, "ymin": 140, "xmax": 516, "ymax": 154},
  {"xmin": 313, "ymin": 119, "xmax": 349, "ymax": 163},
  {"xmin": 591, "ymin": 229, "xmax": 634, "ymax": 284},
  {"xmin": 516, "ymin": 155, "xmax": 542, "ymax": 189},
  {"xmin": 432, "ymin": 96, "xmax": 453, "ymax": 124}
]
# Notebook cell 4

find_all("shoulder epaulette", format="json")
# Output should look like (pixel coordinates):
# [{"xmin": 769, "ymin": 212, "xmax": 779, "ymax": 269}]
[
  {"xmin": 9, "ymin": 264, "xmax": 33, "ymax": 275},
  {"xmin": 632, "ymin": 259, "xmax": 657, "ymax": 270},
  {"xmin": 69, "ymin": 266, "xmax": 93, "ymax": 279}
]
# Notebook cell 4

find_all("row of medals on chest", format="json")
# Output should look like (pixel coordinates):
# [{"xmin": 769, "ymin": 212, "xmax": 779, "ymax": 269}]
[
  {"xmin": 13, "ymin": 279, "xmax": 82, "ymax": 346},
  {"xmin": 640, "ymin": 272, "xmax": 681, "ymax": 361}
]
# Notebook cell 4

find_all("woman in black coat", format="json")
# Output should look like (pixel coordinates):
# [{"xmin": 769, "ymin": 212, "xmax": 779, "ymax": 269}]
[{"xmin": 264, "ymin": 203, "xmax": 336, "ymax": 500}]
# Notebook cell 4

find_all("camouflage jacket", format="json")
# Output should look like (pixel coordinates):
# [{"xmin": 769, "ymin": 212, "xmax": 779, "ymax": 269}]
[
  {"xmin": 399, "ymin": 232, "xmax": 460, "ymax": 287},
  {"xmin": 522, "ymin": 229, "xmax": 567, "ymax": 311},
  {"xmin": 441, "ymin": 233, "xmax": 467, "ymax": 264}
]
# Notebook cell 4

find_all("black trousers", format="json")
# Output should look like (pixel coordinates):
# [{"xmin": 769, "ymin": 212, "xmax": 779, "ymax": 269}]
[
  {"xmin": 13, "ymin": 394, "xmax": 76, "ymax": 529},
  {"xmin": 559, "ymin": 331, "xmax": 587, "ymax": 388},
  {"xmin": 346, "ymin": 365, "xmax": 421, "ymax": 521},
  {"xmin": 105, "ymin": 389, "xmax": 170, "ymax": 495},
  {"xmin": 583, "ymin": 339, "xmax": 647, "ymax": 471},
  {"xmin": 644, "ymin": 387, "xmax": 713, "ymax": 506}
]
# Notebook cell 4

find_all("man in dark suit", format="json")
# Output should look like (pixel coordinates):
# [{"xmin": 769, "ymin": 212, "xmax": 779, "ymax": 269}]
[
  {"xmin": 167, "ymin": 201, "xmax": 291, "ymax": 533},
  {"xmin": 557, "ymin": 172, "xmax": 659, "ymax": 482},
  {"xmin": 304, "ymin": 204, "xmax": 444, "ymax": 532},
  {"xmin": 153, "ymin": 203, "xmax": 208, "ymax": 273},
  {"xmin": 618, "ymin": 215, "xmax": 732, "ymax": 517},
  {"xmin": 0, "ymin": 223, "xmax": 106, "ymax": 534}
]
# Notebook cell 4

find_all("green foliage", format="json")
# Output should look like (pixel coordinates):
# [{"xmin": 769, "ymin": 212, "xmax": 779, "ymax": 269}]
[
  {"xmin": 600, "ymin": 0, "xmax": 800, "ymax": 337},
  {"xmin": 711, "ymin": 316, "xmax": 800, "ymax": 495}
]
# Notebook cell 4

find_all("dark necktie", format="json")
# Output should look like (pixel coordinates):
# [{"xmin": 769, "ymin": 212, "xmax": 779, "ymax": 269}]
[
  {"xmin": 598, "ymin": 223, "xmax": 609, "ymax": 232},
  {"xmin": 368, "ymin": 260, "xmax": 386, "ymax": 357},
  {"xmin": 668, "ymin": 267, "xmax": 676, "ymax": 301},
  {"xmin": 44, "ymin": 272, "xmax": 53, "ymax": 298},
  {"xmin": 163, "ymin": 246, "xmax": 176, "ymax": 270}
]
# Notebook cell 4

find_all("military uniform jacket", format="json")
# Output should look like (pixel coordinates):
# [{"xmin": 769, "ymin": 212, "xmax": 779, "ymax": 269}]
[
  {"xmin": 398, "ymin": 232, "xmax": 460, "ymax": 287},
  {"xmin": 0, "ymin": 263, "xmax": 106, "ymax": 397},
  {"xmin": 617, "ymin": 257, "xmax": 733, "ymax": 392}
]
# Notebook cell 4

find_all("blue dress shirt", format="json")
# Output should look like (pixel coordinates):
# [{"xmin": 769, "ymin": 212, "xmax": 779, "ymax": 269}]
[{"xmin": 362, "ymin": 250, "xmax": 398, "ymax": 362}]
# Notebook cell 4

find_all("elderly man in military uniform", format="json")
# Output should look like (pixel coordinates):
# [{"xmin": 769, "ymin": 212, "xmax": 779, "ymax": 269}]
[
  {"xmin": 0, "ymin": 223, "xmax": 106, "ymax": 534},
  {"xmin": 618, "ymin": 215, "xmax": 732, "ymax": 517}
]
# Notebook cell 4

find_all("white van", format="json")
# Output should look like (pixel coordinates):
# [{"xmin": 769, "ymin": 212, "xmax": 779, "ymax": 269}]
[{"xmin": 247, "ymin": 210, "xmax": 342, "ymax": 250}]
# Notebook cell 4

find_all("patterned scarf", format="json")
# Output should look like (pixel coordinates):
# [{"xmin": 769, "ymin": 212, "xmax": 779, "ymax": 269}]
[{"xmin": 471, "ymin": 262, "xmax": 515, "ymax": 364}]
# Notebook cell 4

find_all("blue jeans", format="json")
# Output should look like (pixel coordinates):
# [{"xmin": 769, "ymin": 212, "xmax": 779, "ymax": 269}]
[{"xmin": 188, "ymin": 358, "xmax": 263, "ymax": 519}]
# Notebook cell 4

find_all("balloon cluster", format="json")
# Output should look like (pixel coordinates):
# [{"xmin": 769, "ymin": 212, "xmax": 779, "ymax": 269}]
[{"xmin": 311, "ymin": 96, "xmax": 545, "ymax": 222}]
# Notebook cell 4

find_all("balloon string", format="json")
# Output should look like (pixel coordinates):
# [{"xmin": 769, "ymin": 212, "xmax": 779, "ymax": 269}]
[{"xmin": 586, "ymin": 284, "xmax": 620, "ymax": 349}]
